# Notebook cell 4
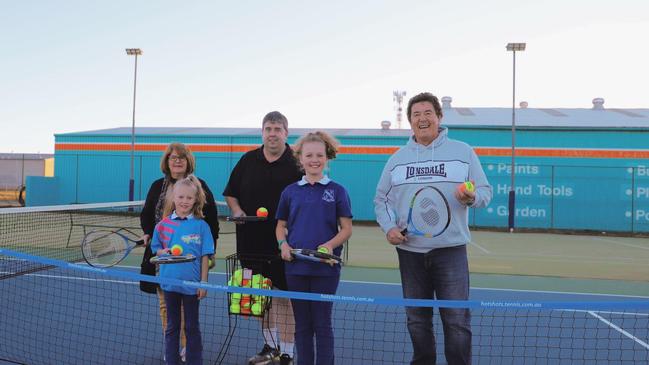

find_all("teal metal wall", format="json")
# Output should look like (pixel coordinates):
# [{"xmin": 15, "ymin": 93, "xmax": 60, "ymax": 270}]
[{"xmin": 46, "ymin": 127, "xmax": 649, "ymax": 233}]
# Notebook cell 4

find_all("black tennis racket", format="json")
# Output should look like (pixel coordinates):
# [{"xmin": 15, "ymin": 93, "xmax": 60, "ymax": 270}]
[
  {"xmin": 150, "ymin": 253, "xmax": 196, "ymax": 265},
  {"xmin": 291, "ymin": 249, "xmax": 342, "ymax": 266},
  {"xmin": 400, "ymin": 186, "xmax": 451, "ymax": 238},
  {"xmin": 226, "ymin": 216, "xmax": 267, "ymax": 222},
  {"xmin": 81, "ymin": 230, "xmax": 144, "ymax": 268}
]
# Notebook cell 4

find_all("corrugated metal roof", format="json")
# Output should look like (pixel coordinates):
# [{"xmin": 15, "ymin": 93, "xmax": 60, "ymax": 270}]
[{"xmin": 55, "ymin": 107, "xmax": 649, "ymax": 137}]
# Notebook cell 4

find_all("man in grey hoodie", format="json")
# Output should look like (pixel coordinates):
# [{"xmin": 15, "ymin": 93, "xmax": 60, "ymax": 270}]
[{"xmin": 374, "ymin": 92, "xmax": 492, "ymax": 365}]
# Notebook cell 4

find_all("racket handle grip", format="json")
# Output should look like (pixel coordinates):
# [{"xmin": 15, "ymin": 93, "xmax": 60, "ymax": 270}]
[{"xmin": 400, "ymin": 229, "xmax": 408, "ymax": 236}]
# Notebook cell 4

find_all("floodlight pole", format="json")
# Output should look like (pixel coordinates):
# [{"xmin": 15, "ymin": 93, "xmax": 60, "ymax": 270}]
[
  {"xmin": 126, "ymin": 48, "xmax": 142, "ymax": 201},
  {"xmin": 506, "ymin": 43, "xmax": 525, "ymax": 232}
]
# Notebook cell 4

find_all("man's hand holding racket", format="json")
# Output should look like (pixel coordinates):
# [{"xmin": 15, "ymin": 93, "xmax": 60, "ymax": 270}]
[
  {"xmin": 229, "ymin": 208, "xmax": 247, "ymax": 224},
  {"xmin": 386, "ymin": 227, "xmax": 407, "ymax": 245}
]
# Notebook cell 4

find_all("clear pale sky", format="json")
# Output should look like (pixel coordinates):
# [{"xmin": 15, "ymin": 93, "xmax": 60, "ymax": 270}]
[{"xmin": 2, "ymin": 0, "xmax": 647, "ymax": 153}]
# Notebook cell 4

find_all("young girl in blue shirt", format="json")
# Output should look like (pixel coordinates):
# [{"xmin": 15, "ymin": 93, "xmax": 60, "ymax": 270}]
[
  {"xmin": 151, "ymin": 175, "xmax": 214, "ymax": 365},
  {"xmin": 276, "ymin": 131, "xmax": 353, "ymax": 365}
]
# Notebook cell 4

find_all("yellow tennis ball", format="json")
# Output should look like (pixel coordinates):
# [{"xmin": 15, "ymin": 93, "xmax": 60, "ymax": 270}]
[
  {"xmin": 233, "ymin": 269, "xmax": 243, "ymax": 286},
  {"xmin": 170, "ymin": 245, "xmax": 183, "ymax": 256},
  {"xmin": 464, "ymin": 181, "xmax": 475, "ymax": 192},
  {"xmin": 251, "ymin": 302, "xmax": 262, "ymax": 316},
  {"xmin": 229, "ymin": 303, "xmax": 240, "ymax": 314},
  {"xmin": 232, "ymin": 292, "xmax": 241, "ymax": 300},
  {"xmin": 317, "ymin": 247, "xmax": 329, "ymax": 254}
]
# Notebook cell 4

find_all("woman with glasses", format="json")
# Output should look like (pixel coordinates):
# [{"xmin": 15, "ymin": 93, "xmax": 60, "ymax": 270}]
[{"xmin": 139, "ymin": 142, "xmax": 220, "ymax": 363}]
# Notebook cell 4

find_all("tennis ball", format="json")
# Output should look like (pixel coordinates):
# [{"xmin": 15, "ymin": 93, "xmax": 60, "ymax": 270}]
[
  {"xmin": 252, "ymin": 274, "xmax": 262, "ymax": 288},
  {"xmin": 208, "ymin": 257, "xmax": 215, "ymax": 269},
  {"xmin": 233, "ymin": 269, "xmax": 243, "ymax": 286},
  {"xmin": 256, "ymin": 207, "xmax": 268, "ymax": 217},
  {"xmin": 317, "ymin": 246, "xmax": 329, "ymax": 254},
  {"xmin": 459, "ymin": 181, "xmax": 475, "ymax": 193},
  {"xmin": 170, "ymin": 245, "xmax": 183, "ymax": 256},
  {"xmin": 251, "ymin": 302, "xmax": 262, "ymax": 316},
  {"xmin": 232, "ymin": 292, "xmax": 241, "ymax": 300},
  {"xmin": 229, "ymin": 303, "xmax": 240, "ymax": 314}
]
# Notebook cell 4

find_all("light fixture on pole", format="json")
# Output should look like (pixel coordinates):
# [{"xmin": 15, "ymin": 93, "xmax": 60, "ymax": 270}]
[
  {"xmin": 505, "ymin": 42, "xmax": 525, "ymax": 232},
  {"xmin": 125, "ymin": 48, "xmax": 142, "ymax": 202}
]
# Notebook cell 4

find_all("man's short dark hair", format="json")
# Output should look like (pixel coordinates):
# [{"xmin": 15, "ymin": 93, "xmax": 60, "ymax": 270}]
[
  {"xmin": 262, "ymin": 111, "xmax": 288, "ymax": 131},
  {"xmin": 407, "ymin": 92, "xmax": 443, "ymax": 121}
]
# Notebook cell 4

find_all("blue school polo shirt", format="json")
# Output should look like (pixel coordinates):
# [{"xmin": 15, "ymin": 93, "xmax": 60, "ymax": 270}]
[
  {"xmin": 151, "ymin": 212, "xmax": 215, "ymax": 295},
  {"xmin": 276, "ymin": 176, "xmax": 352, "ymax": 276}
]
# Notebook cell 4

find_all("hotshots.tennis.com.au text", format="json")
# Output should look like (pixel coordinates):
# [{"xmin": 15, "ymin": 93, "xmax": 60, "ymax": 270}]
[{"xmin": 481, "ymin": 301, "xmax": 542, "ymax": 308}]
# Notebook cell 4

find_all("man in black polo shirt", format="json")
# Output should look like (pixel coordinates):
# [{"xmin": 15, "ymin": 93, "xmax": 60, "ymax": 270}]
[{"xmin": 223, "ymin": 111, "xmax": 302, "ymax": 365}]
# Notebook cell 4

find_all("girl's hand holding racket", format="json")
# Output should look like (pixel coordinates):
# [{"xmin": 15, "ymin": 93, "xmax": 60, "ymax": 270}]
[
  {"xmin": 280, "ymin": 241, "xmax": 293, "ymax": 262},
  {"xmin": 157, "ymin": 248, "xmax": 171, "ymax": 256},
  {"xmin": 141, "ymin": 234, "xmax": 151, "ymax": 246}
]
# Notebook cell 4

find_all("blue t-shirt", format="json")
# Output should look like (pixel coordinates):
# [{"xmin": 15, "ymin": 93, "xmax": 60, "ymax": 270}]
[
  {"xmin": 151, "ymin": 212, "xmax": 215, "ymax": 295},
  {"xmin": 276, "ymin": 176, "xmax": 352, "ymax": 276}
]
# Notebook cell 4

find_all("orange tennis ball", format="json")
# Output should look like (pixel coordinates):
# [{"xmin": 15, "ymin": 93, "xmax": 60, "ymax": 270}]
[
  {"xmin": 171, "ymin": 245, "xmax": 183, "ymax": 256},
  {"xmin": 256, "ymin": 207, "xmax": 268, "ymax": 217}
]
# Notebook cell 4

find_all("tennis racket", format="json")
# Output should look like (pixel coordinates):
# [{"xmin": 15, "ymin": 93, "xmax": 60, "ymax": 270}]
[
  {"xmin": 81, "ymin": 230, "xmax": 144, "ymax": 268},
  {"xmin": 150, "ymin": 253, "xmax": 196, "ymax": 265},
  {"xmin": 291, "ymin": 249, "xmax": 342, "ymax": 266},
  {"xmin": 400, "ymin": 186, "xmax": 451, "ymax": 238},
  {"xmin": 226, "ymin": 216, "xmax": 267, "ymax": 222}
]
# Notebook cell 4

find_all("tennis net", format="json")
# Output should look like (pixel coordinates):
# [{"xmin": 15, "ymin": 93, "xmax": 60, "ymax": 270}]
[
  {"xmin": 0, "ymin": 249, "xmax": 647, "ymax": 364},
  {"xmin": 1, "ymin": 202, "xmax": 648, "ymax": 364}
]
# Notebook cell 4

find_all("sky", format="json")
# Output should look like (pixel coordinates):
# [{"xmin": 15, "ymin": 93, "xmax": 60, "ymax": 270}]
[{"xmin": 1, "ymin": 0, "xmax": 648, "ymax": 153}]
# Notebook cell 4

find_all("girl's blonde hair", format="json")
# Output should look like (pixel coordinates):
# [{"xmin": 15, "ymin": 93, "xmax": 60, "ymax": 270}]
[
  {"xmin": 162, "ymin": 175, "xmax": 206, "ymax": 218},
  {"xmin": 293, "ymin": 131, "xmax": 339, "ymax": 162}
]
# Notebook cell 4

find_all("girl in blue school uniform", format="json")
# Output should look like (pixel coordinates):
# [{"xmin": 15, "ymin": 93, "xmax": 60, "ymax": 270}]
[
  {"xmin": 276, "ymin": 131, "xmax": 353, "ymax": 365},
  {"xmin": 151, "ymin": 175, "xmax": 214, "ymax": 365}
]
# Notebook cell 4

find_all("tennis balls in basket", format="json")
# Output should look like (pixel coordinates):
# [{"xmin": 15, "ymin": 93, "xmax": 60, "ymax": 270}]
[
  {"xmin": 256, "ymin": 207, "xmax": 268, "ymax": 217},
  {"xmin": 170, "ymin": 245, "xmax": 183, "ymax": 256},
  {"xmin": 230, "ymin": 303, "xmax": 240, "ymax": 314}
]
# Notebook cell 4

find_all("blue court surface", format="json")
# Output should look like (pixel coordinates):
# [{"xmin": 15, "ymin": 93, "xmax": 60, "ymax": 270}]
[{"xmin": 0, "ymin": 259, "xmax": 648, "ymax": 365}]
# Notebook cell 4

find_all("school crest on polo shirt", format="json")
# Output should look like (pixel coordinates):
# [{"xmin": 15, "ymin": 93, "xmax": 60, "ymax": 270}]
[
  {"xmin": 322, "ymin": 189, "xmax": 335, "ymax": 203},
  {"xmin": 181, "ymin": 234, "xmax": 202, "ymax": 245}
]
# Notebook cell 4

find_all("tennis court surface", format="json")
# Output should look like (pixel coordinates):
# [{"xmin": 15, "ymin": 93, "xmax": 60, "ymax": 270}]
[{"xmin": 1, "ymin": 202, "xmax": 648, "ymax": 364}]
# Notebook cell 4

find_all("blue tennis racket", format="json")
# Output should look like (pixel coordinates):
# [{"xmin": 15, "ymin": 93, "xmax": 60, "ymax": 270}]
[
  {"xmin": 291, "ymin": 249, "xmax": 342, "ymax": 266},
  {"xmin": 81, "ymin": 230, "xmax": 144, "ymax": 268},
  {"xmin": 400, "ymin": 186, "xmax": 451, "ymax": 238}
]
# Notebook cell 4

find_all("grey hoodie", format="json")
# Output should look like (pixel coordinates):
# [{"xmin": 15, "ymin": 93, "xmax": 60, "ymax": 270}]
[{"xmin": 374, "ymin": 127, "xmax": 492, "ymax": 252}]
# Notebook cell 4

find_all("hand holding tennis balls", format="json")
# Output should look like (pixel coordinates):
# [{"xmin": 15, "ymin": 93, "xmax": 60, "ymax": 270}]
[
  {"xmin": 256, "ymin": 207, "xmax": 268, "ymax": 218},
  {"xmin": 455, "ymin": 180, "xmax": 476, "ymax": 206},
  {"xmin": 459, "ymin": 181, "xmax": 475, "ymax": 193},
  {"xmin": 170, "ymin": 244, "xmax": 183, "ymax": 256}
]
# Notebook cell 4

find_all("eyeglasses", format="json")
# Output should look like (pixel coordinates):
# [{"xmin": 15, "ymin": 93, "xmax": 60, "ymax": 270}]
[{"xmin": 168, "ymin": 155, "xmax": 187, "ymax": 162}]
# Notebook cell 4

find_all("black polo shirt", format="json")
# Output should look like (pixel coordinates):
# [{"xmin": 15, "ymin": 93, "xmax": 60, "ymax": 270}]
[{"xmin": 223, "ymin": 144, "xmax": 302, "ymax": 255}]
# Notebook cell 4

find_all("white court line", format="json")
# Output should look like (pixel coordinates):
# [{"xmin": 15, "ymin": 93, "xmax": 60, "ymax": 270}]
[
  {"xmin": 562, "ymin": 309, "xmax": 649, "ymax": 317},
  {"xmin": 470, "ymin": 241, "xmax": 491, "ymax": 254},
  {"xmin": 592, "ymin": 237, "xmax": 649, "ymax": 251},
  {"xmin": 588, "ymin": 310, "xmax": 649, "ymax": 350}
]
